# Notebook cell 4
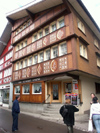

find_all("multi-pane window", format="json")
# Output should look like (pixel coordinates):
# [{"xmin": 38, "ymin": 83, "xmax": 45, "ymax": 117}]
[
  {"xmin": 0, "ymin": 58, "xmax": 4, "ymax": 65},
  {"xmin": 34, "ymin": 54, "xmax": 38, "ymax": 64},
  {"xmin": 38, "ymin": 31, "xmax": 43, "ymax": 39},
  {"xmin": 24, "ymin": 58, "xmax": 27, "ymax": 68},
  {"xmin": 45, "ymin": 27, "xmax": 49, "ymax": 36},
  {"xmin": 23, "ymin": 84, "xmax": 30, "ymax": 94},
  {"xmin": 24, "ymin": 40, "xmax": 27, "ymax": 47},
  {"xmin": 32, "ymin": 83, "xmax": 42, "ymax": 94},
  {"xmin": 58, "ymin": 19, "xmax": 64, "ymax": 28},
  {"xmin": 97, "ymin": 56, "xmax": 100, "ymax": 67},
  {"xmin": 78, "ymin": 19, "xmax": 85, "ymax": 34},
  {"xmin": 45, "ymin": 49, "xmax": 50, "ymax": 60},
  {"xmin": 60, "ymin": 42, "xmax": 67, "ymax": 56},
  {"xmin": 51, "ymin": 23, "xmax": 56, "ymax": 32},
  {"xmin": 34, "ymin": 34, "xmax": 37, "ymax": 42},
  {"xmin": 20, "ymin": 43, "xmax": 23, "ymax": 49},
  {"xmin": 20, "ymin": 61, "xmax": 23, "ymax": 69},
  {"xmin": 15, "ymin": 86, "xmax": 20, "ymax": 94},
  {"xmin": 39, "ymin": 52, "xmax": 44, "ymax": 63},
  {"xmin": 80, "ymin": 43, "xmax": 87, "ymax": 59},
  {"xmin": 4, "ymin": 67, "xmax": 12, "ymax": 77},
  {"xmin": 28, "ymin": 56, "xmax": 32, "ymax": 66},
  {"xmin": 5, "ymin": 51, "xmax": 12, "ymax": 61},
  {"xmin": 52, "ymin": 46, "xmax": 58, "ymax": 58},
  {"xmin": 94, "ymin": 39, "xmax": 99, "ymax": 48}
]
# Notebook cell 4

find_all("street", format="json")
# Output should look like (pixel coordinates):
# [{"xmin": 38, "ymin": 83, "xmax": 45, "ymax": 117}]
[{"xmin": 0, "ymin": 107, "xmax": 87, "ymax": 133}]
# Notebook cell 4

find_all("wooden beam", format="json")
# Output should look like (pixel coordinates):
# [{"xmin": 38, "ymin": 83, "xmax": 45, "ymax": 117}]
[
  {"xmin": 26, "ymin": 9, "xmax": 35, "ymax": 22},
  {"xmin": 62, "ymin": 0, "xmax": 71, "ymax": 13}
]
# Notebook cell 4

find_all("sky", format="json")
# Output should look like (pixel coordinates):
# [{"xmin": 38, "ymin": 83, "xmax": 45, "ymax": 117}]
[{"xmin": 0, "ymin": 0, "xmax": 100, "ymax": 37}]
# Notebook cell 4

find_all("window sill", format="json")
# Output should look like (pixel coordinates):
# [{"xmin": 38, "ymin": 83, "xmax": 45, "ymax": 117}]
[
  {"xmin": 80, "ymin": 55, "xmax": 89, "ymax": 62},
  {"xmin": 97, "ymin": 66, "xmax": 100, "ymax": 69},
  {"xmin": 78, "ymin": 28, "xmax": 86, "ymax": 36},
  {"xmin": 94, "ymin": 45, "xmax": 100, "ymax": 50}
]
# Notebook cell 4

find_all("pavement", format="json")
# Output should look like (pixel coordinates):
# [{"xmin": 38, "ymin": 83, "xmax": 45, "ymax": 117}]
[{"xmin": 0, "ymin": 106, "xmax": 96, "ymax": 133}]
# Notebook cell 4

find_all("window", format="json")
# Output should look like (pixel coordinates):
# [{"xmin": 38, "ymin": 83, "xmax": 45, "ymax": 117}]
[
  {"xmin": 16, "ymin": 62, "xmax": 19, "ymax": 70},
  {"xmin": 51, "ymin": 46, "xmax": 58, "ymax": 58},
  {"xmin": 33, "ymin": 54, "xmax": 38, "ymax": 64},
  {"xmin": 0, "ymin": 58, "xmax": 4, "ymax": 65},
  {"xmin": 80, "ymin": 43, "xmax": 87, "ymax": 59},
  {"xmin": 0, "ymin": 72, "xmax": 2, "ymax": 79},
  {"xmin": 38, "ymin": 31, "xmax": 43, "ymax": 39},
  {"xmin": 4, "ymin": 67, "xmax": 12, "ymax": 77},
  {"xmin": 44, "ymin": 27, "xmax": 49, "ymax": 36},
  {"xmin": 24, "ymin": 40, "xmax": 27, "ymax": 47},
  {"xmin": 17, "ymin": 45, "xmax": 19, "ymax": 51},
  {"xmin": 57, "ymin": 17, "xmax": 64, "ymax": 29},
  {"xmin": 23, "ymin": 23, "xmax": 27, "ymax": 29},
  {"xmin": 16, "ymin": 29, "xmax": 19, "ymax": 35},
  {"xmin": 23, "ymin": 84, "xmax": 30, "ymax": 94},
  {"xmin": 50, "ymin": 22, "xmax": 56, "ymax": 33},
  {"xmin": 59, "ymin": 42, "xmax": 67, "ymax": 56},
  {"xmin": 77, "ymin": 19, "xmax": 85, "ymax": 34},
  {"xmin": 32, "ymin": 83, "xmax": 42, "ymax": 94},
  {"xmin": 33, "ymin": 34, "xmax": 37, "ymax": 42},
  {"xmin": 20, "ymin": 43, "xmax": 23, "ymax": 49},
  {"xmin": 15, "ymin": 86, "xmax": 20, "ymax": 94},
  {"xmin": 28, "ymin": 56, "xmax": 32, "ymax": 66},
  {"xmin": 45, "ymin": 49, "xmax": 50, "ymax": 60},
  {"xmin": 97, "ymin": 56, "xmax": 100, "ymax": 67},
  {"xmin": 20, "ymin": 61, "xmax": 23, "ymax": 69},
  {"xmin": 24, "ymin": 58, "xmax": 27, "ymax": 68},
  {"xmin": 39, "ymin": 52, "xmax": 44, "ymax": 63},
  {"xmin": 94, "ymin": 39, "xmax": 99, "ymax": 48},
  {"xmin": 95, "ymin": 83, "xmax": 100, "ymax": 94}
]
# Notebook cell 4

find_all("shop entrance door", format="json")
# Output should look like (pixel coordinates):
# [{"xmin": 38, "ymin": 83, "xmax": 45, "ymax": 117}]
[{"xmin": 51, "ymin": 82, "xmax": 61, "ymax": 103}]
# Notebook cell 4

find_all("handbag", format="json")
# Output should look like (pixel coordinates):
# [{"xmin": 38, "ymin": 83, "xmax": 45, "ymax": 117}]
[{"xmin": 88, "ymin": 119, "xmax": 93, "ymax": 132}]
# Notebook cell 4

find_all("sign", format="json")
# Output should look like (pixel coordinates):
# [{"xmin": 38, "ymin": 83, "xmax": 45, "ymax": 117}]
[{"xmin": 72, "ymin": 79, "xmax": 78, "ymax": 84}]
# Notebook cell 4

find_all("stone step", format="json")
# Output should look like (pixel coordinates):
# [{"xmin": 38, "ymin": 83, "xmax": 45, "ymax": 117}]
[
  {"xmin": 44, "ymin": 110, "xmax": 59, "ymax": 114},
  {"xmin": 41, "ymin": 112, "xmax": 62, "ymax": 118}
]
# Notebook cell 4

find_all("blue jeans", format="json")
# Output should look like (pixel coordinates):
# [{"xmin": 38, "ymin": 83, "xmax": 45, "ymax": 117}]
[{"xmin": 93, "ymin": 114, "xmax": 100, "ymax": 133}]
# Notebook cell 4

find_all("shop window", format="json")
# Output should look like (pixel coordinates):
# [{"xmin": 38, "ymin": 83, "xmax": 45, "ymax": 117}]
[
  {"xmin": 15, "ymin": 86, "xmax": 20, "ymax": 94},
  {"xmin": 51, "ymin": 45, "xmax": 58, "ymax": 59},
  {"xmin": 57, "ymin": 17, "xmax": 64, "ymax": 29},
  {"xmin": 38, "ymin": 52, "xmax": 44, "ymax": 63},
  {"xmin": 50, "ymin": 21, "xmax": 56, "ymax": 33},
  {"xmin": 97, "ymin": 56, "xmax": 100, "ymax": 67},
  {"xmin": 77, "ymin": 19, "xmax": 85, "ymax": 34},
  {"xmin": 33, "ymin": 54, "xmax": 38, "ymax": 64},
  {"xmin": 23, "ymin": 84, "xmax": 30, "ymax": 94},
  {"xmin": 80, "ymin": 43, "xmax": 88, "ymax": 59},
  {"xmin": 94, "ymin": 39, "xmax": 99, "ymax": 48},
  {"xmin": 95, "ymin": 83, "xmax": 100, "ymax": 94},
  {"xmin": 59, "ymin": 42, "xmax": 67, "ymax": 56},
  {"xmin": 32, "ymin": 83, "xmax": 42, "ymax": 94},
  {"xmin": 45, "ymin": 49, "xmax": 50, "ymax": 61}
]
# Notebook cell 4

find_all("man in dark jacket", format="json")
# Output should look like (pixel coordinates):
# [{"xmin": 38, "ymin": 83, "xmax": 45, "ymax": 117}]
[
  {"xmin": 12, "ymin": 95, "xmax": 20, "ymax": 132},
  {"xmin": 60, "ymin": 99, "xmax": 79, "ymax": 133}
]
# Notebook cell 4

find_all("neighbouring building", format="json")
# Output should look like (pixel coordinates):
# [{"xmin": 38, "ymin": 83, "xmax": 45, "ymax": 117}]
[
  {"xmin": 6, "ymin": 0, "xmax": 100, "ymax": 114},
  {"xmin": 0, "ymin": 22, "xmax": 12, "ymax": 107}
]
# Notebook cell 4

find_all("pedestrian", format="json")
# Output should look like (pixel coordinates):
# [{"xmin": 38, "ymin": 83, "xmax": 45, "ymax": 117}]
[
  {"xmin": 90, "ymin": 93, "xmax": 98, "ymax": 104},
  {"xmin": 59, "ymin": 99, "xmax": 79, "ymax": 133},
  {"xmin": 12, "ymin": 95, "xmax": 20, "ymax": 132},
  {"xmin": 88, "ymin": 103, "xmax": 100, "ymax": 133}
]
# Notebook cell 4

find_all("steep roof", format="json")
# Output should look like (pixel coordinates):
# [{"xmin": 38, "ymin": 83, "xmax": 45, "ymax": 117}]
[
  {"xmin": 6, "ymin": 0, "xmax": 100, "ymax": 39},
  {"xmin": 0, "ymin": 22, "xmax": 12, "ymax": 56}
]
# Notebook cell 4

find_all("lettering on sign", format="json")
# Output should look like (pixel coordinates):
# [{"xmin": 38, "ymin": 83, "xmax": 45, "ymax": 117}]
[{"xmin": 50, "ymin": 33, "xmax": 56, "ymax": 43}]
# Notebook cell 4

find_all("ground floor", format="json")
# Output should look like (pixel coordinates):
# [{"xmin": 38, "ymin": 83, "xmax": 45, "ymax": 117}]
[{"xmin": 9, "ymin": 73, "xmax": 100, "ymax": 114}]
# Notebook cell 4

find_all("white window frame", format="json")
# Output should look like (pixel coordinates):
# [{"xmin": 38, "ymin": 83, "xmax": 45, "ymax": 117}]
[
  {"xmin": 15, "ymin": 86, "xmax": 20, "ymax": 94},
  {"xmin": 50, "ymin": 21, "xmax": 56, "ymax": 33},
  {"xmin": 16, "ymin": 62, "xmax": 19, "ymax": 70},
  {"xmin": 97, "ymin": 56, "xmax": 100, "ymax": 67},
  {"xmin": 20, "ymin": 60, "xmax": 23, "ymax": 69},
  {"xmin": 0, "ymin": 72, "xmax": 2, "ymax": 79},
  {"xmin": 28, "ymin": 56, "xmax": 32, "ymax": 66},
  {"xmin": 44, "ymin": 48, "xmax": 50, "ymax": 61},
  {"xmin": 77, "ymin": 19, "xmax": 85, "ymax": 34},
  {"xmin": 38, "ymin": 51, "xmax": 44, "ymax": 63},
  {"xmin": 51, "ymin": 45, "xmax": 58, "ymax": 59},
  {"xmin": 23, "ymin": 58, "xmax": 27, "ymax": 68},
  {"xmin": 32, "ymin": 83, "xmax": 42, "ymax": 94},
  {"xmin": 44, "ymin": 26, "xmax": 49, "ymax": 36},
  {"xmin": 80, "ymin": 42, "xmax": 88, "ymax": 59},
  {"xmin": 94, "ymin": 39, "xmax": 99, "ymax": 48},
  {"xmin": 33, "ymin": 54, "xmax": 38, "ymax": 64},
  {"xmin": 57, "ymin": 16, "xmax": 64, "ymax": 29},
  {"xmin": 22, "ymin": 84, "xmax": 30, "ymax": 94},
  {"xmin": 38, "ymin": 30, "xmax": 43, "ymax": 39},
  {"xmin": 59, "ymin": 41, "xmax": 67, "ymax": 56},
  {"xmin": 32, "ymin": 33, "xmax": 37, "ymax": 42}
]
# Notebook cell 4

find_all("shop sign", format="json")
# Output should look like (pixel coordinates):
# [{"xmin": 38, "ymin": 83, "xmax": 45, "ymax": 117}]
[{"xmin": 72, "ymin": 79, "xmax": 78, "ymax": 84}]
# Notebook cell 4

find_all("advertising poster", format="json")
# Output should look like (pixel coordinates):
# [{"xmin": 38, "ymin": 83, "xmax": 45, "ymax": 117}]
[
  {"xmin": 65, "ymin": 93, "xmax": 71, "ymax": 101},
  {"xmin": 71, "ymin": 93, "xmax": 78, "ymax": 105}
]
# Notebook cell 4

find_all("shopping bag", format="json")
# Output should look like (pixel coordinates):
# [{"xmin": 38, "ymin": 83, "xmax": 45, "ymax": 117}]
[{"xmin": 88, "ymin": 119, "xmax": 93, "ymax": 132}]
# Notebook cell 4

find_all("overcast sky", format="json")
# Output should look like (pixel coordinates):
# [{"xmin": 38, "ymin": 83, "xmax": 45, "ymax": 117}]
[{"xmin": 0, "ymin": 0, "xmax": 100, "ymax": 37}]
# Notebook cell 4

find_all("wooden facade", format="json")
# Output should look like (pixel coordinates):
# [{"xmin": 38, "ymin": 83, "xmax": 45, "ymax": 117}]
[{"xmin": 7, "ymin": 0, "xmax": 100, "ymax": 104}]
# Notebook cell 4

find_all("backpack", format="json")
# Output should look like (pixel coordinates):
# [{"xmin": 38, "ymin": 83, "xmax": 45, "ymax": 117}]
[{"xmin": 60, "ymin": 105, "xmax": 68, "ymax": 118}]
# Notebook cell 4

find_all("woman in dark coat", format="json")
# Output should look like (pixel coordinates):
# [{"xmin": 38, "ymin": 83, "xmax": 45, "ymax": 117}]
[{"xmin": 60, "ymin": 99, "xmax": 79, "ymax": 133}]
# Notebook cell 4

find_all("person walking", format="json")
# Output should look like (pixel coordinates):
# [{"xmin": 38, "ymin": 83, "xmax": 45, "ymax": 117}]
[
  {"xmin": 88, "ymin": 103, "xmax": 100, "ymax": 133},
  {"xmin": 59, "ymin": 99, "xmax": 79, "ymax": 133},
  {"xmin": 90, "ymin": 93, "xmax": 98, "ymax": 104},
  {"xmin": 12, "ymin": 95, "xmax": 20, "ymax": 132}
]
